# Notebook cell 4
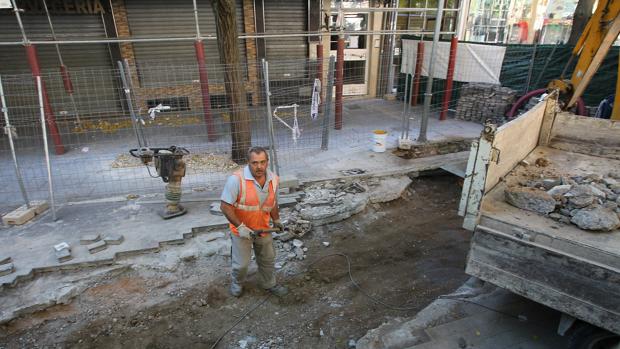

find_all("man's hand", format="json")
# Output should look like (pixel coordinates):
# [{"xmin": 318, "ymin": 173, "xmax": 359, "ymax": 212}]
[
  {"xmin": 273, "ymin": 219, "xmax": 285, "ymax": 232},
  {"xmin": 237, "ymin": 223, "xmax": 254, "ymax": 239}
]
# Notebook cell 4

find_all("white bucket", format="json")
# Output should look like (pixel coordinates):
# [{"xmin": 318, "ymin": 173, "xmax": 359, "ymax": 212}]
[{"xmin": 372, "ymin": 130, "xmax": 388, "ymax": 153}]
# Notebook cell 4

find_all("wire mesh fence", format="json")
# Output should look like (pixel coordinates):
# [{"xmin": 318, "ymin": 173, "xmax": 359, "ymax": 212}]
[
  {"xmin": 1, "ymin": 48, "xmax": 507, "ymax": 212},
  {"xmin": 0, "ymin": 56, "xmax": 362, "ymax": 209}
]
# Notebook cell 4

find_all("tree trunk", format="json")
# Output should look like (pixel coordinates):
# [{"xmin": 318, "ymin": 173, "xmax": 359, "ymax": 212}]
[
  {"xmin": 212, "ymin": 0, "xmax": 251, "ymax": 163},
  {"xmin": 567, "ymin": 0, "xmax": 596, "ymax": 45}
]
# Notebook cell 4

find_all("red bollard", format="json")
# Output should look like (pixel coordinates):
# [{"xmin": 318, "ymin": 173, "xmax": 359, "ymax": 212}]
[
  {"xmin": 59, "ymin": 64, "xmax": 74, "ymax": 95},
  {"xmin": 317, "ymin": 44, "xmax": 324, "ymax": 110},
  {"xmin": 26, "ymin": 44, "xmax": 65, "ymax": 155},
  {"xmin": 411, "ymin": 41, "xmax": 425, "ymax": 106},
  {"xmin": 440, "ymin": 36, "xmax": 458, "ymax": 121},
  {"xmin": 335, "ymin": 37, "xmax": 344, "ymax": 130},
  {"xmin": 194, "ymin": 40, "xmax": 216, "ymax": 142}
]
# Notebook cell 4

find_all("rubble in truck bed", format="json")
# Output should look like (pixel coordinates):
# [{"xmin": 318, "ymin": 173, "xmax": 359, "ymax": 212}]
[{"xmin": 503, "ymin": 158, "xmax": 620, "ymax": 231}]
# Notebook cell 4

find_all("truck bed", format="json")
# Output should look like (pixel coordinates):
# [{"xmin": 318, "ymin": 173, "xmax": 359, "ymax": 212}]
[{"xmin": 468, "ymin": 145, "xmax": 620, "ymax": 334}]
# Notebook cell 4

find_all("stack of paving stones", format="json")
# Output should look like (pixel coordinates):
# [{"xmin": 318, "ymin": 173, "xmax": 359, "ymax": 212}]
[
  {"xmin": 505, "ymin": 171, "xmax": 620, "ymax": 231},
  {"xmin": 455, "ymin": 83, "xmax": 518, "ymax": 125}
]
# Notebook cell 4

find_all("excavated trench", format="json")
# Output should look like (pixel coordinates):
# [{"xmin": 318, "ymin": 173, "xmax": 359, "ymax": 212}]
[{"xmin": 0, "ymin": 174, "xmax": 472, "ymax": 349}]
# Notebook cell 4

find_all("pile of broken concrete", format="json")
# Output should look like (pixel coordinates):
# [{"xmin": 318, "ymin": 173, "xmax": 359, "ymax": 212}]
[{"xmin": 505, "ymin": 173, "xmax": 620, "ymax": 231}]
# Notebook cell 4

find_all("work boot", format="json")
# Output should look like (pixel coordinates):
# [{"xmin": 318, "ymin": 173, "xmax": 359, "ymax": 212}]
[
  {"xmin": 230, "ymin": 282, "xmax": 243, "ymax": 297},
  {"xmin": 267, "ymin": 285, "xmax": 288, "ymax": 297}
]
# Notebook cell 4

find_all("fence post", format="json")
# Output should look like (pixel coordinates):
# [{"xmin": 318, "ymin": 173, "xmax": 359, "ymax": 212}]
[
  {"xmin": 0, "ymin": 75, "xmax": 30, "ymax": 208},
  {"xmin": 36, "ymin": 76, "xmax": 56, "ymax": 221},
  {"xmin": 418, "ymin": 0, "xmax": 445, "ymax": 143},
  {"xmin": 261, "ymin": 59, "xmax": 280, "ymax": 175},
  {"xmin": 317, "ymin": 43, "xmax": 324, "ymax": 111},
  {"xmin": 322, "ymin": 56, "xmax": 336, "ymax": 150},
  {"xmin": 440, "ymin": 36, "xmax": 458, "ymax": 121},
  {"xmin": 335, "ymin": 35, "xmax": 345, "ymax": 130},
  {"xmin": 118, "ymin": 60, "xmax": 148, "ymax": 148}
]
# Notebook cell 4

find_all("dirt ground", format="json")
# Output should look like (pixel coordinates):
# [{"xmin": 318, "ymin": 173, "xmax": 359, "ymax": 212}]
[{"xmin": 0, "ymin": 175, "xmax": 472, "ymax": 349}]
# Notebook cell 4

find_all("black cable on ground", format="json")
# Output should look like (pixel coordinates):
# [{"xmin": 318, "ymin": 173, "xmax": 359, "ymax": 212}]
[{"xmin": 209, "ymin": 253, "xmax": 420, "ymax": 348}]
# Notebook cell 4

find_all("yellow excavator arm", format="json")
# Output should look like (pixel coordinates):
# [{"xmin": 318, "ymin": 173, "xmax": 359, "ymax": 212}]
[{"xmin": 547, "ymin": 0, "xmax": 620, "ymax": 120}]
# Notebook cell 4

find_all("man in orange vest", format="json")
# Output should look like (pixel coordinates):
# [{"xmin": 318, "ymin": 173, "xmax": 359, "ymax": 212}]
[{"xmin": 220, "ymin": 146, "xmax": 288, "ymax": 297}]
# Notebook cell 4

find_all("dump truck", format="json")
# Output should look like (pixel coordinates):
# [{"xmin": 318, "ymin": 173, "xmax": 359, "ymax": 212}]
[{"xmin": 459, "ymin": 92, "xmax": 620, "ymax": 349}]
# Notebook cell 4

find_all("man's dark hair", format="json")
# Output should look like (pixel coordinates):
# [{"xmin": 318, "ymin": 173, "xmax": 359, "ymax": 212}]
[{"xmin": 247, "ymin": 146, "xmax": 269, "ymax": 161}]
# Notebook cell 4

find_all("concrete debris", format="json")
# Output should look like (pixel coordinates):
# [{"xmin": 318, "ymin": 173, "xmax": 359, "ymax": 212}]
[
  {"xmin": 504, "ymin": 186, "xmax": 556, "ymax": 214},
  {"xmin": 368, "ymin": 176, "xmax": 413, "ymax": 203},
  {"xmin": 0, "ymin": 262, "xmax": 15, "ymax": 276},
  {"xmin": 292, "ymin": 239, "xmax": 304, "ymax": 248},
  {"xmin": 300, "ymin": 192, "xmax": 368, "ymax": 226},
  {"xmin": 103, "ymin": 234, "xmax": 124, "ymax": 245},
  {"xmin": 344, "ymin": 182, "xmax": 366, "ymax": 194},
  {"xmin": 322, "ymin": 242, "xmax": 330, "ymax": 247},
  {"xmin": 564, "ymin": 185, "xmax": 597, "ymax": 209},
  {"xmin": 80, "ymin": 234, "xmax": 101, "ymax": 245},
  {"xmin": 547, "ymin": 185, "xmax": 572, "ymax": 198},
  {"xmin": 87, "ymin": 240, "xmax": 107, "ymax": 254},
  {"xmin": 508, "ymin": 171, "xmax": 620, "ymax": 231},
  {"xmin": 347, "ymin": 339, "xmax": 357, "ymax": 348},
  {"xmin": 180, "ymin": 249, "xmax": 198, "ymax": 262},
  {"xmin": 455, "ymin": 83, "xmax": 517, "ymax": 125},
  {"xmin": 209, "ymin": 202, "xmax": 223, "ymax": 216},
  {"xmin": 570, "ymin": 206, "xmax": 620, "ymax": 231}
]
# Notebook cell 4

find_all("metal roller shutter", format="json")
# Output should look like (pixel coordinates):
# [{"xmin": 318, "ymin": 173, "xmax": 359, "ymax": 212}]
[
  {"xmin": 124, "ymin": 0, "xmax": 247, "ymax": 86},
  {"xmin": 263, "ymin": 0, "xmax": 307, "ymax": 59},
  {"xmin": 0, "ymin": 6, "xmax": 120, "ymax": 121}
]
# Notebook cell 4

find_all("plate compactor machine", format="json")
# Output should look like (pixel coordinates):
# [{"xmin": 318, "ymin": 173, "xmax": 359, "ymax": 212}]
[{"xmin": 130, "ymin": 146, "xmax": 190, "ymax": 219}]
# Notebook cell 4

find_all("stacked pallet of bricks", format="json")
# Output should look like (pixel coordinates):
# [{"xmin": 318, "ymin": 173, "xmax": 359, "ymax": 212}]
[{"xmin": 455, "ymin": 83, "xmax": 517, "ymax": 125}]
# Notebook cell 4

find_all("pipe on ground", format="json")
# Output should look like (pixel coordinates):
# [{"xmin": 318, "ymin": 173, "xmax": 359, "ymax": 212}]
[{"xmin": 506, "ymin": 88, "xmax": 587, "ymax": 118}]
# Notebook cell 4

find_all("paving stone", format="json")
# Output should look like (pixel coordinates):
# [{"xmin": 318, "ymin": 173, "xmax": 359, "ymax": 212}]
[
  {"xmin": 55, "ymin": 248, "xmax": 73, "ymax": 263},
  {"xmin": 2, "ymin": 206, "xmax": 36, "ymax": 225},
  {"xmin": 103, "ymin": 234, "xmax": 124, "ymax": 245},
  {"xmin": 87, "ymin": 240, "xmax": 107, "ymax": 254},
  {"xmin": 571, "ymin": 206, "xmax": 620, "ymax": 231},
  {"xmin": 80, "ymin": 234, "xmax": 101, "ymax": 245},
  {"xmin": 505, "ymin": 186, "xmax": 556, "ymax": 214},
  {"xmin": 0, "ymin": 263, "xmax": 15, "ymax": 276},
  {"xmin": 53, "ymin": 242, "xmax": 70, "ymax": 252},
  {"xmin": 0, "ymin": 256, "xmax": 11, "ymax": 265}
]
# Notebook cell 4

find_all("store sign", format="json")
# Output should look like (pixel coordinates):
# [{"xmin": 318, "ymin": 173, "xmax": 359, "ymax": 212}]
[{"xmin": 15, "ymin": 0, "xmax": 105, "ymax": 14}]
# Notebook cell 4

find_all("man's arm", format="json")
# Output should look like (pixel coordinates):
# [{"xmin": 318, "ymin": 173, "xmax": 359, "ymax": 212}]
[
  {"xmin": 270, "ymin": 204, "xmax": 280, "ymax": 222},
  {"xmin": 221, "ymin": 201, "xmax": 242, "ymax": 227}
]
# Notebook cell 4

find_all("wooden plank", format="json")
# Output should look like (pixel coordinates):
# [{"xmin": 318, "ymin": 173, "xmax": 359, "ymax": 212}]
[
  {"xmin": 549, "ymin": 112, "xmax": 620, "ymax": 159},
  {"xmin": 484, "ymin": 100, "xmax": 547, "ymax": 193},
  {"xmin": 538, "ymin": 91, "xmax": 558, "ymax": 146},
  {"xmin": 466, "ymin": 228, "xmax": 620, "ymax": 334}
]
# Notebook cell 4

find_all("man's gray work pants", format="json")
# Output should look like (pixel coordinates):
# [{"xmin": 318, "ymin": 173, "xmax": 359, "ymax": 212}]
[{"xmin": 231, "ymin": 234, "xmax": 276, "ymax": 289}]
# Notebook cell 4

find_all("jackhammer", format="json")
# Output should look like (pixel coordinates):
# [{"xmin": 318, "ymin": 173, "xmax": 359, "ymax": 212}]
[{"xmin": 129, "ymin": 146, "xmax": 190, "ymax": 219}]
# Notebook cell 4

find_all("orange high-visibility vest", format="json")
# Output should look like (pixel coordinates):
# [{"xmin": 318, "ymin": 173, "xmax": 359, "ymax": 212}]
[{"xmin": 229, "ymin": 169, "xmax": 279, "ymax": 236}]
